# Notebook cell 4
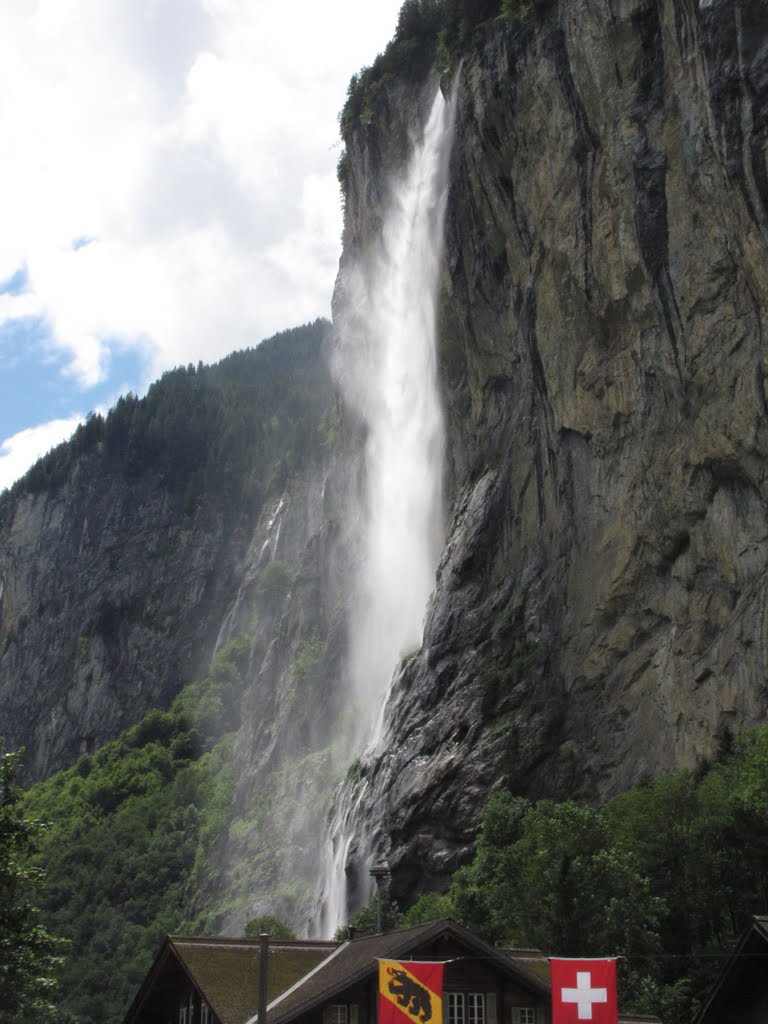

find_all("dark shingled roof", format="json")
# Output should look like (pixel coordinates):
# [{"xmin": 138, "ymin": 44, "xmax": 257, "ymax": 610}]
[
  {"xmin": 266, "ymin": 920, "xmax": 550, "ymax": 1024},
  {"xmin": 695, "ymin": 914, "xmax": 768, "ymax": 1024},
  {"xmin": 172, "ymin": 938, "xmax": 337, "ymax": 1024}
]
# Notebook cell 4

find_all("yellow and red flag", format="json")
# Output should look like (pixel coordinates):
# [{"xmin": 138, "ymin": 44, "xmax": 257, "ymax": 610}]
[{"xmin": 379, "ymin": 960, "xmax": 444, "ymax": 1024}]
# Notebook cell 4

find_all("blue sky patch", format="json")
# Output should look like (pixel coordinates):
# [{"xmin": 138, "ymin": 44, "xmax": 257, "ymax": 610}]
[
  {"xmin": 0, "ymin": 318, "xmax": 147, "ymax": 442},
  {"xmin": 0, "ymin": 266, "xmax": 29, "ymax": 296}
]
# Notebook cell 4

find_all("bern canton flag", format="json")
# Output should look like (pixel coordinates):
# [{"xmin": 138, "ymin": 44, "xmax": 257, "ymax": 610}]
[
  {"xmin": 379, "ymin": 960, "xmax": 444, "ymax": 1024},
  {"xmin": 550, "ymin": 959, "xmax": 618, "ymax": 1024}
]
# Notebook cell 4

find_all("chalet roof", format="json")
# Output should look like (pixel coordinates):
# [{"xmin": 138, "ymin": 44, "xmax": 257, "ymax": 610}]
[
  {"xmin": 175, "ymin": 937, "xmax": 339, "ymax": 1024},
  {"xmin": 500, "ymin": 948, "xmax": 550, "ymax": 983},
  {"xmin": 263, "ymin": 919, "xmax": 550, "ymax": 1024},
  {"xmin": 122, "ymin": 936, "xmax": 337, "ymax": 1024}
]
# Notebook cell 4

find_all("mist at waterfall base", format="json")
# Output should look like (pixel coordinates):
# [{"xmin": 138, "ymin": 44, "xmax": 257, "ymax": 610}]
[{"xmin": 311, "ymin": 78, "xmax": 459, "ymax": 937}]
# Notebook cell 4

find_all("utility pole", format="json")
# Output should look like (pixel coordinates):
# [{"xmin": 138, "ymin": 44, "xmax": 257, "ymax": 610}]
[{"xmin": 258, "ymin": 933, "xmax": 269, "ymax": 1024}]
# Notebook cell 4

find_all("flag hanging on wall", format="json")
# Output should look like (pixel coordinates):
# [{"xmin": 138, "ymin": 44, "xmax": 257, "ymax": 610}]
[
  {"xmin": 379, "ymin": 960, "xmax": 444, "ymax": 1024},
  {"xmin": 550, "ymin": 958, "xmax": 618, "ymax": 1024}
]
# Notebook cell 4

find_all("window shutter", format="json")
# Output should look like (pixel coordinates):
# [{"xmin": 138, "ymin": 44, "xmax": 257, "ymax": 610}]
[{"xmin": 485, "ymin": 994, "xmax": 497, "ymax": 1024}]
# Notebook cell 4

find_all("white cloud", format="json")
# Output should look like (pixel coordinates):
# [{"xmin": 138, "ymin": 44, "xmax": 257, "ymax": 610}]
[
  {"xmin": 0, "ymin": 0, "xmax": 404, "ymax": 394},
  {"xmin": 0, "ymin": 416, "xmax": 84, "ymax": 494}
]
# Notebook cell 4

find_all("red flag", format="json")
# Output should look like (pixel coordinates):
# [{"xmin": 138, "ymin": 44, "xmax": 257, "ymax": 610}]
[
  {"xmin": 379, "ymin": 960, "xmax": 444, "ymax": 1024},
  {"xmin": 550, "ymin": 959, "xmax": 618, "ymax": 1024}
]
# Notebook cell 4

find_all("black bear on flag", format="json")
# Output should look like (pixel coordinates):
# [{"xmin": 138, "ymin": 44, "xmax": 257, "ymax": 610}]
[{"xmin": 379, "ymin": 960, "xmax": 444, "ymax": 1024}]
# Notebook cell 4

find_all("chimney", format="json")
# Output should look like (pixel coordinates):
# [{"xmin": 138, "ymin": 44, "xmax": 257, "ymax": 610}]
[{"xmin": 369, "ymin": 863, "xmax": 391, "ymax": 933}]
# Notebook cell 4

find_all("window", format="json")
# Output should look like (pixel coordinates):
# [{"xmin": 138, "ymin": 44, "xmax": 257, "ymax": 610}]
[
  {"xmin": 448, "ymin": 992, "xmax": 487, "ymax": 1024},
  {"xmin": 201, "ymin": 1004, "xmax": 211, "ymax": 1024},
  {"xmin": 447, "ymin": 993, "xmax": 464, "ymax": 1024},
  {"xmin": 179, "ymin": 992, "xmax": 197, "ymax": 1024},
  {"xmin": 467, "ymin": 994, "xmax": 485, "ymax": 1024},
  {"xmin": 324, "ymin": 1005, "xmax": 349, "ymax": 1024},
  {"xmin": 512, "ymin": 1009, "xmax": 536, "ymax": 1024}
]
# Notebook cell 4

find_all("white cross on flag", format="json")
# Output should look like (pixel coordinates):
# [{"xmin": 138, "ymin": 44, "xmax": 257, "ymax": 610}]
[{"xmin": 550, "ymin": 959, "xmax": 618, "ymax": 1024}]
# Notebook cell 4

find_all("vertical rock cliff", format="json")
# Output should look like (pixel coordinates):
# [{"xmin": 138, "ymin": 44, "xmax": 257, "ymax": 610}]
[
  {"xmin": 336, "ymin": 0, "xmax": 768, "ymax": 904},
  {"xmin": 0, "ymin": 323, "xmax": 339, "ymax": 784}
]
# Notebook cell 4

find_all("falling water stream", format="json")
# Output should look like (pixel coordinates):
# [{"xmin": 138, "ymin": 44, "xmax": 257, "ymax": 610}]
[{"xmin": 311, "ymin": 76, "xmax": 459, "ymax": 937}]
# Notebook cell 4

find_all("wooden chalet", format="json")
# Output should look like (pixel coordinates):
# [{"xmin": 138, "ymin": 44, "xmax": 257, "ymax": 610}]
[
  {"xmin": 122, "ymin": 919, "xmax": 662, "ymax": 1024},
  {"xmin": 696, "ymin": 915, "xmax": 768, "ymax": 1024}
]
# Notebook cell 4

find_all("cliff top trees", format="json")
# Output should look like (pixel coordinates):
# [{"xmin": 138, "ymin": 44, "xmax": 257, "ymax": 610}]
[{"xmin": 0, "ymin": 318, "xmax": 333, "ymax": 525}]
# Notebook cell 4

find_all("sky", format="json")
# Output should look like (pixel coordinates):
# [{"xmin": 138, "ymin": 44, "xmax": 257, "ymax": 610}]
[{"xmin": 0, "ymin": 0, "xmax": 406, "ymax": 492}]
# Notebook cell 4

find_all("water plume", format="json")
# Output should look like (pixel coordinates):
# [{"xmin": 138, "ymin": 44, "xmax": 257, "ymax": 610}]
[{"xmin": 313, "ymin": 74, "xmax": 459, "ymax": 936}]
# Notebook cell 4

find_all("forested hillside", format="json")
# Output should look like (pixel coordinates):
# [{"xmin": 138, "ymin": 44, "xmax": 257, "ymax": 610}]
[{"xmin": 1, "ymin": 319, "xmax": 333, "ymax": 522}]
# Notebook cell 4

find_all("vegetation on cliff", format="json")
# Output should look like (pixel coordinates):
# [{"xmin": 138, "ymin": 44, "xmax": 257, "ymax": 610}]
[
  {"xmin": 0, "ymin": 319, "xmax": 334, "ymax": 525},
  {"xmin": 20, "ymin": 636, "xmax": 250, "ymax": 1023},
  {"xmin": 338, "ymin": 0, "xmax": 550, "ymax": 152}
]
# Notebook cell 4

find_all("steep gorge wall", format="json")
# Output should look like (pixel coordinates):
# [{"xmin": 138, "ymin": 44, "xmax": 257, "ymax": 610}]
[
  {"xmin": 339, "ymin": 0, "xmax": 768, "ymax": 904},
  {"xmin": 0, "ymin": 462, "xmax": 238, "ymax": 780},
  {"xmin": 0, "ymin": 329, "xmax": 341, "ymax": 785}
]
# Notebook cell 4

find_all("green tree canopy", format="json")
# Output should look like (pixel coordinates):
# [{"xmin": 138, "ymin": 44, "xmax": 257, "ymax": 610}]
[{"xmin": 0, "ymin": 748, "xmax": 65, "ymax": 1023}]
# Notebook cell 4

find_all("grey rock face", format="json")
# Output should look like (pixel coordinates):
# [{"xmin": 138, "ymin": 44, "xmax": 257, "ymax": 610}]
[
  {"xmin": 0, "ymin": 462, "xmax": 232, "ymax": 780},
  {"xmin": 339, "ymin": 0, "xmax": 768, "ymax": 906},
  {"xmin": 0, "ymin": 454, "xmax": 346, "ymax": 788}
]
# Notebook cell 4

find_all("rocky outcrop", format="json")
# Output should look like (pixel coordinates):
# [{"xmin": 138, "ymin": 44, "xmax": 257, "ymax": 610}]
[{"xmin": 338, "ymin": 0, "xmax": 768, "ymax": 904}]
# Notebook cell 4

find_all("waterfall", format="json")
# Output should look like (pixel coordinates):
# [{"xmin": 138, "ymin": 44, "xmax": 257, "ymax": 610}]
[{"xmin": 312, "ymin": 75, "xmax": 459, "ymax": 937}]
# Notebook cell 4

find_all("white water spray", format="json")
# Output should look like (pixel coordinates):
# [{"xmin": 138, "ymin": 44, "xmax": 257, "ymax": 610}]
[{"xmin": 313, "ymin": 77, "xmax": 459, "ymax": 936}]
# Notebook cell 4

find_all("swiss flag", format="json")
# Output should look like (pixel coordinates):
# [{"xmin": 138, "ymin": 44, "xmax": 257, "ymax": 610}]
[{"xmin": 550, "ymin": 959, "xmax": 618, "ymax": 1024}]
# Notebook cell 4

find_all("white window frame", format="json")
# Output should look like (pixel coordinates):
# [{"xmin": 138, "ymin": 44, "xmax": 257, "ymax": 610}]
[
  {"xmin": 512, "ymin": 1009, "xmax": 536, "ymax": 1024},
  {"xmin": 467, "ymin": 994, "xmax": 485, "ymax": 1024},
  {"xmin": 447, "ymin": 993, "xmax": 465, "ymax": 1024},
  {"xmin": 201, "ymin": 1003, "xmax": 211, "ymax": 1024}
]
